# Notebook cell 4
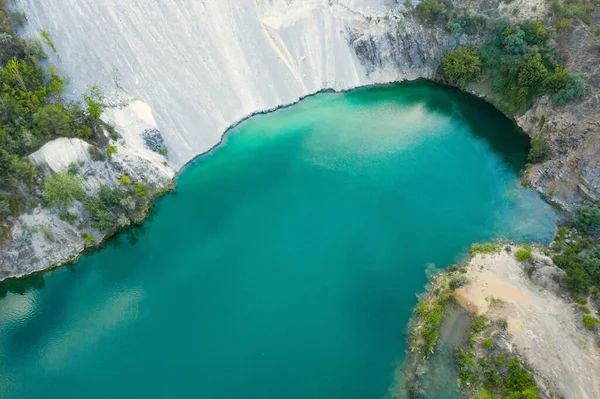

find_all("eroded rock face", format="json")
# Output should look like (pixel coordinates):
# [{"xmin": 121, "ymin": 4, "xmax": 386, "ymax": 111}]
[
  {"xmin": 516, "ymin": 17, "xmax": 600, "ymax": 210},
  {"xmin": 2, "ymin": 0, "xmax": 599, "ymax": 277}
]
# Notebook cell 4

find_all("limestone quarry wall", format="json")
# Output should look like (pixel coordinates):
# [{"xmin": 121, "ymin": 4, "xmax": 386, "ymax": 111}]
[{"xmin": 14, "ymin": 0, "xmax": 443, "ymax": 168}]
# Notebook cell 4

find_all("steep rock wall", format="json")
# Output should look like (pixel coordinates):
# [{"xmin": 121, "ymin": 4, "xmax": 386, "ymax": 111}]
[{"xmin": 12, "ymin": 0, "xmax": 444, "ymax": 167}]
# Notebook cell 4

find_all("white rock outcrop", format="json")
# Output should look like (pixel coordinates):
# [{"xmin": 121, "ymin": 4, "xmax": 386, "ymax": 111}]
[{"xmin": 1, "ymin": 101, "xmax": 174, "ymax": 280}]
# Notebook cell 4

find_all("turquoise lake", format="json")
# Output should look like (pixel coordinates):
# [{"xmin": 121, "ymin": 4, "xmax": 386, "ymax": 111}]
[{"xmin": 0, "ymin": 82, "xmax": 559, "ymax": 398}]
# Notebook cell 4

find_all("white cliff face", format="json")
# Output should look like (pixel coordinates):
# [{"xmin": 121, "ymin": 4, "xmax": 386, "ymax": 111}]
[{"xmin": 13, "ymin": 0, "xmax": 443, "ymax": 168}]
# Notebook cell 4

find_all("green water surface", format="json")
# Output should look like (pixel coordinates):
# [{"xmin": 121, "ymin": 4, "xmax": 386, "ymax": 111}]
[{"xmin": 0, "ymin": 82, "xmax": 558, "ymax": 399}]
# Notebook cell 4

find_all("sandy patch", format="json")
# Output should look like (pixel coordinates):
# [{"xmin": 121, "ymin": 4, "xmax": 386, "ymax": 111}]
[
  {"xmin": 455, "ymin": 269, "xmax": 531, "ymax": 315},
  {"xmin": 456, "ymin": 248, "xmax": 600, "ymax": 399}
]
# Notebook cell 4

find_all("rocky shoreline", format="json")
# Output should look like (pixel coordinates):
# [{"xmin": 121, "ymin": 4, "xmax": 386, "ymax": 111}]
[{"xmin": 401, "ymin": 244, "xmax": 600, "ymax": 398}]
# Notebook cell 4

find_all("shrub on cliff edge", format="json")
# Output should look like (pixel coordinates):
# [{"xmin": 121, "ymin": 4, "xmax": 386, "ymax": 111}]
[
  {"xmin": 527, "ymin": 136, "xmax": 549, "ymax": 163},
  {"xmin": 415, "ymin": 0, "xmax": 446, "ymax": 22},
  {"xmin": 441, "ymin": 46, "xmax": 482, "ymax": 87}
]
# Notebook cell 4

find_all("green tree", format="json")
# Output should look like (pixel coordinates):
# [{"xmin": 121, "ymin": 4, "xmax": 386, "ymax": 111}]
[
  {"xmin": 545, "ymin": 66, "xmax": 569, "ymax": 93},
  {"xmin": 415, "ymin": 0, "xmax": 446, "ymax": 22},
  {"xmin": 42, "ymin": 172, "xmax": 85, "ymax": 210},
  {"xmin": 441, "ymin": 46, "xmax": 482, "ymax": 86},
  {"xmin": 84, "ymin": 86, "xmax": 104, "ymax": 121},
  {"xmin": 553, "ymin": 72, "xmax": 589, "ymax": 105},
  {"xmin": 33, "ymin": 104, "xmax": 72, "ymax": 138},
  {"xmin": 84, "ymin": 196, "xmax": 115, "ymax": 231},
  {"xmin": 518, "ymin": 54, "xmax": 548, "ymax": 91},
  {"xmin": 503, "ymin": 26, "xmax": 527, "ymax": 54},
  {"xmin": 583, "ymin": 315, "xmax": 598, "ymax": 330},
  {"xmin": 106, "ymin": 145, "xmax": 117, "ymax": 157},
  {"xmin": 515, "ymin": 245, "xmax": 533, "ymax": 261},
  {"xmin": 566, "ymin": 263, "xmax": 593, "ymax": 294},
  {"xmin": 575, "ymin": 205, "xmax": 600, "ymax": 234},
  {"xmin": 528, "ymin": 136, "xmax": 549, "ymax": 163}
]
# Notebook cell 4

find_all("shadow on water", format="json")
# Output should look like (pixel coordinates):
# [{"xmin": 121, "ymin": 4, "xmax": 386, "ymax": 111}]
[
  {"xmin": 0, "ymin": 205, "xmax": 160, "ymax": 300},
  {"xmin": 345, "ymin": 80, "xmax": 531, "ymax": 175},
  {"xmin": 0, "ymin": 273, "xmax": 45, "ymax": 299}
]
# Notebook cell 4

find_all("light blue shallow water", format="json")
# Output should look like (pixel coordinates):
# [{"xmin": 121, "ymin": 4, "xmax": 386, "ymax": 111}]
[{"xmin": 0, "ymin": 82, "xmax": 559, "ymax": 399}]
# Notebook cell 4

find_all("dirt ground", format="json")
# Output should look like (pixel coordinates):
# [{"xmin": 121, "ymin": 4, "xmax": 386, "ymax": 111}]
[{"xmin": 455, "ymin": 247, "xmax": 600, "ymax": 399}]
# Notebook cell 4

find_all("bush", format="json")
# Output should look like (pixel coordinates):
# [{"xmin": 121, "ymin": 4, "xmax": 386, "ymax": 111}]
[
  {"xmin": 554, "ymin": 18, "xmax": 572, "ymax": 33},
  {"xmin": 503, "ymin": 26, "xmax": 527, "ymax": 54},
  {"xmin": 505, "ymin": 358, "xmax": 538, "ymax": 395},
  {"xmin": 482, "ymin": 338, "xmax": 493, "ymax": 349},
  {"xmin": 528, "ymin": 136, "xmax": 549, "ymax": 163},
  {"xmin": 33, "ymin": 104, "xmax": 72, "ymax": 138},
  {"xmin": 42, "ymin": 172, "xmax": 85, "ymax": 210},
  {"xmin": 415, "ymin": 0, "xmax": 446, "ymax": 22},
  {"xmin": 119, "ymin": 175, "xmax": 132, "ymax": 185},
  {"xmin": 582, "ymin": 315, "xmax": 598, "ymax": 330},
  {"xmin": 58, "ymin": 210, "xmax": 78, "ymax": 224},
  {"xmin": 133, "ymin": 182, "xmax": 148, "ymax": 200},
  {"xmin": 567, "ymin": 263, "xmax": 593, "ymax": 294},
  {"xmin": 82, "ymin": 232, "xmax": 94, "ymax": 246},
  {"xmin": 553, "ymin": 73, "xmax": 589, "ymax": 105},
  {"xmin": 84, "ymin": 86, "xmax": 103, "ymax": 121},
  {"xmin": 40, "ymin": 29, "xmax": 56, "ymax": 53},
  {"xmin": 84, "ymin": 196, "xmax": 115, "ymax": 231},
  {"xmin": 576, "ymin": 304, "xmax": 591, "ymax": 314},
  {"xmin": 83, "ymin": 185, "xmax": 139, "ymax": 232},
  {"xmin": 575, "ymin": 205, "xmax": 600, "ymax": 235},
  {"xmin": 106, "ymin": 145, "xmax": 117, "ymax": 157},
  {"xmin": 545, "ymin": 66, "xmax": 569, "ymax": 93},
  {"xmin": 518, "ymin": 54, "xmax": 548, "ymax": 93},
  {"xmin": 449, "ymin": 275, "xmax": 469, "ymax": 290},
  {"xmin": 88, "ymin": 145, "xmax": 104, "ymax": 161},
  {"xmin": 515, "ymin": 245, "xmax": 533, "ymax": 262},
  {"xmin": 471, "ymin": 243, "xmax": 502, "ymax": 255},
  {"xmin": 474, "ymin": 19, "xmax": 569, "ymax": 115},
  {"xmin": 0, "ymin": 33, "xmax": 12, "ymax": 44},
  {"xmin": 472, "ymin": 315, "xmax": 487, "ymax": 332},
  {"xmin": 25, "ymin": 39, "xmax": 47, "ymax": 61},
  {"xmin": 0, "ymin": 20, "xmax": 101, "ymax": 226},
  {"xmin": 441, "ymin": 46, "xmax": 482, "ymax": 87},
  {"xmin": 446, "ymin": 10, "xmax": 485, "ymax": 37}
]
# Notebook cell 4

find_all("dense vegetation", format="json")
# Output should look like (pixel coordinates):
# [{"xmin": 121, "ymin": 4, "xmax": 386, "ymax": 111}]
[
  {"xmin": 457, "ymin": 315, "xmax": 540, "ymax": 399},
  {"xmin": 440, "ymin": 17, "xmax": 589, "ymax": 116},
  {"xmin": 440, "ymin": 46, "xmax": 481, "ymax": 87},
  {"xmin": 432, "ymin": 2, "xmax": 594, "ymax": 165},
  {"xmin": 0, "ymin": 2, "xmax": 107, "ymax": 240},
  {"xmin": 550, "ymin": 204, "xmax": 600, "ymax": 301}
]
